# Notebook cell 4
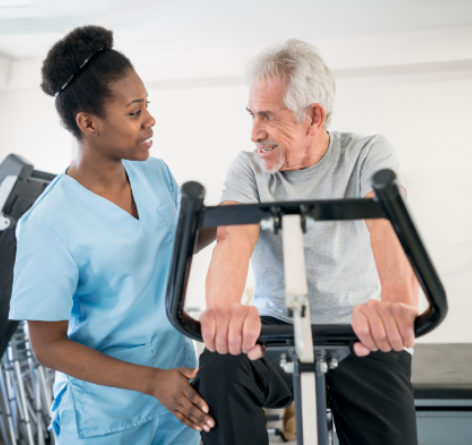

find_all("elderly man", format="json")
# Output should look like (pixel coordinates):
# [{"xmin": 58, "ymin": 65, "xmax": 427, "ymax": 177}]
[{"xmin": 193, "ymin": 39, "xmax": 418, "ymax": 445}]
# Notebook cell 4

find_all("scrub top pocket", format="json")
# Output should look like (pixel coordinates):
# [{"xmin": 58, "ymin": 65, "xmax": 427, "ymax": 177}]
[
  {"xmin": 69, "ymin": 344, "xmax": 159, "ymax": 438},
  {"xmin": 156, "ymin": 201, "xmax": 177, "ymax": 228}
]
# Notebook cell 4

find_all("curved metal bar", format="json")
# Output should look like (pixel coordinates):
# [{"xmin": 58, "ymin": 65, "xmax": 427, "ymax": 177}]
[
  {"xmin": 165, "ymin": 170, "xmax": 448, "ymax": 346},
  {"xmin": 371, "ymin": 170, "xmax": 448, "ymax": 337}
]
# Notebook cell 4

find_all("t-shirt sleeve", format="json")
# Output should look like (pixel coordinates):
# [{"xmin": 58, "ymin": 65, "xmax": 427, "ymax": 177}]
[
  {"xmin": 359, "ymin": 135, "xmax": 404, "ymax": 198},
  {"xmin": 220, "ymin": 153, "xmax": 260, "ymax": 204},
  {"xmin": 9, "ymin": 217, "xmax": 79, "ymax": 321}
]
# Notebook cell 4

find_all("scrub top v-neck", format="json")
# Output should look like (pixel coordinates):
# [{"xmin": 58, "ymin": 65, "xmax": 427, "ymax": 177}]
[
  {"xmin": 9, "ymin": 157, "xmax": 196, "ymax": 438},
  {"xmin": 64, "ymin": 164, "xmax": 141, "ymax": 222}
]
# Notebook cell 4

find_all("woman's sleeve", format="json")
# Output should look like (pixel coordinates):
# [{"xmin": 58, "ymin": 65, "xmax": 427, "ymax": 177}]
[{"xmin": 9, "ymin": 217, "xmax": 79, "ymax": 321}]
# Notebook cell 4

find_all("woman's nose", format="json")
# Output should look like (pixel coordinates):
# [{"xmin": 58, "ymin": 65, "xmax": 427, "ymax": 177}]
[{"xmin": 144, "ymin": 111, "xmax": 156, "ymax": 129}]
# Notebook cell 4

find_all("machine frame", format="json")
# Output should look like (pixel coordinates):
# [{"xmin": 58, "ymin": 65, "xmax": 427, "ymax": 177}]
[{"xmin": 165, "ymin": 169, "xmax": 448, "ymax": 444}]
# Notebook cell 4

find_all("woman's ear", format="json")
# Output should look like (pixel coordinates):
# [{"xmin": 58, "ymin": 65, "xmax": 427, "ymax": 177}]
[{"xmin": 76, "ymin": 112, "xmax": 100, "ymax": 137}]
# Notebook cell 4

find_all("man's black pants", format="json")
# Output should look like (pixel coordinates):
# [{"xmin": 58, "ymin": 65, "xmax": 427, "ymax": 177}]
[{"xmin": 192, "ymin": 317, "xmax": 418, "ymax": 445}]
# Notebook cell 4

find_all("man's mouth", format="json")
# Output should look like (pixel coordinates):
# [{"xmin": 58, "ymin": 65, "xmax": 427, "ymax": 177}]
[{"xmin": 258, "ymin": 145, "xmax": 277, "ymax": 155}]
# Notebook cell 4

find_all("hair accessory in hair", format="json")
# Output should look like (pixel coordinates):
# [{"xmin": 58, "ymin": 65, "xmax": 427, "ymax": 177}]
[{"xmin": 55, "ymin": 48, "xmax": 104, "ymax": 97}]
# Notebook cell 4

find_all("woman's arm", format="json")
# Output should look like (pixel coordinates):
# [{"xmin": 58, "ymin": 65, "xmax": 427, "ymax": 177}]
[{"xmin": 28, "ymin": 320, "xmax": 215, "ymax": 432}]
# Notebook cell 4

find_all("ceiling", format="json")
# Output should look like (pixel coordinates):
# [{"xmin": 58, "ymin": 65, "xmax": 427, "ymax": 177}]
[{"xmin": 0, "ymin": 0, "xmax": 472, "ymax": 59}]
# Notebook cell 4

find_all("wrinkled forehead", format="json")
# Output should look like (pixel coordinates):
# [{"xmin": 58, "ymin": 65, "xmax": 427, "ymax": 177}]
[{"xmin": 247, "ymin": 76, "xmax": 288, "ymax": 112}]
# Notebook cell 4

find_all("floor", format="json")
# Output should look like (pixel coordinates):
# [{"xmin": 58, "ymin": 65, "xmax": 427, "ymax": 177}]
[{"xmin": 268, "ymin": 436, "xmax": 296, "ymax": 444}]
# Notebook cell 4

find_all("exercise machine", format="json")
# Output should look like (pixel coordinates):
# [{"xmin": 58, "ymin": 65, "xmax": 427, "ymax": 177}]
[
  {"xmin": 0, "ymin": 154, "xmax": 56, "ymax": 358},
  {"xmin": 166, "ymin": 169, "xmax": 448, "ymax": 445},
  {"xmin": 0, "ymin": 154, "xmax": 56, "ymax": 445}
]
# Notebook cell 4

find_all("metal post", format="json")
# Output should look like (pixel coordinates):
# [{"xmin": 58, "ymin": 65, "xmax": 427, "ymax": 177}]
[
  {"xmin": 0, "ymin": 368, "xmax": 12, "ymax": 445},
  {"xmin": 12, "ymin": 355, "xmax": 34, "ymax": 444},
  {"xmin": 316, "ymin": 363, "xmax": 328, "ymax": 445},
  {"xmin": 0, "ymin": 365, "xmax": 15, "ymax": 445},
  {"xmin": 282, "ymin": 214, "xmax": 318, "ymax": 444},
  {"xmin": 293, "ymin": 361, "xmax": 304, "ymax": 445},
  {"xmin": 2, "ymin": 358, "xmax": 19, "ymax": 443}
]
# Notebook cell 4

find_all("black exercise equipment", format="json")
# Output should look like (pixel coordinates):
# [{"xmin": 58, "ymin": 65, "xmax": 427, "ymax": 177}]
[
  {"xmin": 0, "ymin": 154, "xmax": 56, "ymax": 357},
  {"xmin": 166, "ymin": 169, "xmax": 448, "ymax": 445}
]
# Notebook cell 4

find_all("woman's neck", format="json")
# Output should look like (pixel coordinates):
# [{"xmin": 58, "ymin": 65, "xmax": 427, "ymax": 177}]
[{"xmin": 67, "ymin": 143, "xmax": 128, "ymax": 195}]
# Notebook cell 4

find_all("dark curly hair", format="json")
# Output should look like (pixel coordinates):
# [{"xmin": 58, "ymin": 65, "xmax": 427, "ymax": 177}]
[{"xmin": 41, "ymin": 25, "xmax": 134, "ymax": 139}]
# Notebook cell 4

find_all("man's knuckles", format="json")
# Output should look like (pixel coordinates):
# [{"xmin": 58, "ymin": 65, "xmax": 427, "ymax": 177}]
[{"xmin": 354, "ymin": 324, "xmax": 371, "ymax": 339}]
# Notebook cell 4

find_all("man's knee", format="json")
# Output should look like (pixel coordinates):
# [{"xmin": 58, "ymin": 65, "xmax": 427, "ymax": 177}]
[
  {"xmin": 193, "ymin": 349, "xmax": 261, "ymax": 400},
  {"xmin": 197, "ymin": 349, "xmax": 251, "ymax": 380}
]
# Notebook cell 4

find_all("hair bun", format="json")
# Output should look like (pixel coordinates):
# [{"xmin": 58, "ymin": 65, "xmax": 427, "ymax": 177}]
[{"xmin": 41, "ymin": 25, "xmax": 114, "ymax": 96}]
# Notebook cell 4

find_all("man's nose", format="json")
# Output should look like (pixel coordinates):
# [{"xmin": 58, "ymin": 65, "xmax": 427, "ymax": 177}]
[{"xmin": 251, "ymin": 121, "xmax": 268, "ymax": 143}]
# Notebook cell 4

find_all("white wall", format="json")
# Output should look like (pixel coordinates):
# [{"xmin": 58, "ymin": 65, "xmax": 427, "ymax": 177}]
[
  {"xmin": 0, "ymin": 89, "xmax": 73, "ymax": 173},
  {"xmin": 1, "ymin": 61, "xmax": 471, "ymax": 344}
]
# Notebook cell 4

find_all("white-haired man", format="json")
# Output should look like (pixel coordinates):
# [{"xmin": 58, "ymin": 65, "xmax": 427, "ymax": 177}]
[{"xmin": 192, "ymin": 40, "xmax": 418, "ymax": 445}]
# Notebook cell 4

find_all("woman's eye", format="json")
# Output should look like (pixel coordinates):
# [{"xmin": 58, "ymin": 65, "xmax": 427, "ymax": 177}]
[
  {"xmin": 130, "ymin": 110, "xmax": 141, "ymax": 117},
  {"xmin": 146, "ymin": 101, "xmax": 151, "ymax": 107}
]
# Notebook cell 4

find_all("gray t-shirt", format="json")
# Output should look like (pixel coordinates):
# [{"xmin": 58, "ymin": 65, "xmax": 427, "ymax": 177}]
[{"xmin": 221, "ymin": 131, "xmax": 403, "ymax": 324}]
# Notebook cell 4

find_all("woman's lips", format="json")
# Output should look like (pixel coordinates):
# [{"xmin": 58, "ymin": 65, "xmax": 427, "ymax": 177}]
[{"xmin": 140, "ymin": 137, "xmax": 153, "ymax": 149}]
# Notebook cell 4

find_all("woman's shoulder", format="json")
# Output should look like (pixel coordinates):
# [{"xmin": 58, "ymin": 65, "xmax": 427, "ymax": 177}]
[{"xmin": 20, "ymin": 172, "xmax": 72, "ymax": 229}]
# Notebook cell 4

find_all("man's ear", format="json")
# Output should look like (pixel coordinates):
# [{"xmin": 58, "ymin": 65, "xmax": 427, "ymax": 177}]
[
  {"xmin": 307, "ymin": 103, "xmax": 326, "ymax": 136},
  {"xmin": 76, "ymin": 112, "xmax": 100, "ymax": 137}
]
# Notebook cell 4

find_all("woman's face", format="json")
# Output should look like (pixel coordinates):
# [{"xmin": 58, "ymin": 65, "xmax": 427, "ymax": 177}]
[{"xmin": 90, "ymin": 69, "xmax": 156, "ymax": 162}]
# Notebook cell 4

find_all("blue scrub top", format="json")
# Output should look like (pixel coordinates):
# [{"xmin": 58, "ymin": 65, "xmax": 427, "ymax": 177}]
[{"xmin": 9, "ymin": 157, "xmax": 197, "ymax": 438}]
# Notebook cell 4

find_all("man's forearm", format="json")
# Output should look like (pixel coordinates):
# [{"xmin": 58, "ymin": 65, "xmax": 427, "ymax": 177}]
[
  {"xmin": 369, "ymin": 218, "xmax": 419, "ymax": 306},
  {"xmin": 205, "ymin": 225, "xmax": 259, "ymax": 307}
]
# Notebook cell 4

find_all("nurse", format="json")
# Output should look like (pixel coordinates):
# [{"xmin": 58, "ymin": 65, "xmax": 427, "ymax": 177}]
[{"xmin": 9, "ymin": 25, "xmax": 215, "ymax": 444}]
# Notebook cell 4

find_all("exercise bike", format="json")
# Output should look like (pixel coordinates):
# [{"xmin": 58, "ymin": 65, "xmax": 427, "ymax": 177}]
[{"xmin": 165, "ymin": 169, "xmax": 448, "ymax": 445}]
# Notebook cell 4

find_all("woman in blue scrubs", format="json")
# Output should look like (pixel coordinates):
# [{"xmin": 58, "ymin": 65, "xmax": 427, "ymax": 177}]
[{"xmin": 9, "ymin": 25, "xmax": 215, "ymax": 444}]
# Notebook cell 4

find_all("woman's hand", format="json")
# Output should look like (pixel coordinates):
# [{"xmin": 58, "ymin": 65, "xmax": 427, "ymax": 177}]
[
  {"xmin": 28, "ymin": 321, "xmax": 215, "ymax": 432},
  {"xmin": 150, "ymin": 367, "xmax": 215, "ymax": 432}
]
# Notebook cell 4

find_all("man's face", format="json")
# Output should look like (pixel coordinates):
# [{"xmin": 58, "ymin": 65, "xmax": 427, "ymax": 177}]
[{"xmin": 247, "ymin": 77, "xmax": 311, "ymax": 173}]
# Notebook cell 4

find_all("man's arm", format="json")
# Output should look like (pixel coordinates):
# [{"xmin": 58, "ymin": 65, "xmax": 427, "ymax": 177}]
[
  {"xmin": 195, "ymin": 227, "xmax": 217, "ymax": 253},
  {"xmin": 352, "ymin": 189, "xmax": 419, "ymax": 356},
  {"xmin": 199, "ymin": 201, "xmax": 264, "ymax": 360}
]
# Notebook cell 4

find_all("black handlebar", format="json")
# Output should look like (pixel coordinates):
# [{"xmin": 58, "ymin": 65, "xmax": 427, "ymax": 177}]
[{"xmin": 165, "ymin": 170, "xmax": 448, "ymax": 347}]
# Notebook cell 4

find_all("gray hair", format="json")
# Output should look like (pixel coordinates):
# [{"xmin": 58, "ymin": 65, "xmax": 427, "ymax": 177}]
[{"xmin": 245, "ymin": 39, "xmax": 336, "ymax": 128}]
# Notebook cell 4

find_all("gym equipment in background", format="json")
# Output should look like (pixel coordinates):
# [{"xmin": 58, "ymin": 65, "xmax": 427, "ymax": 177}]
[
  {"xmin": 0, "ymin": 154, "xmax": 56, "ymax": 358},
  {"xmin": 0, "ymin": 322, "xmax": 55, "ymax": 445},
  {"xmin": 166, "ymin": 169, "xmax": 448, "ymax": 445},
  {"xmin": 0, "ymin": 154, "xmax": 56, "ymax": 445}
]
